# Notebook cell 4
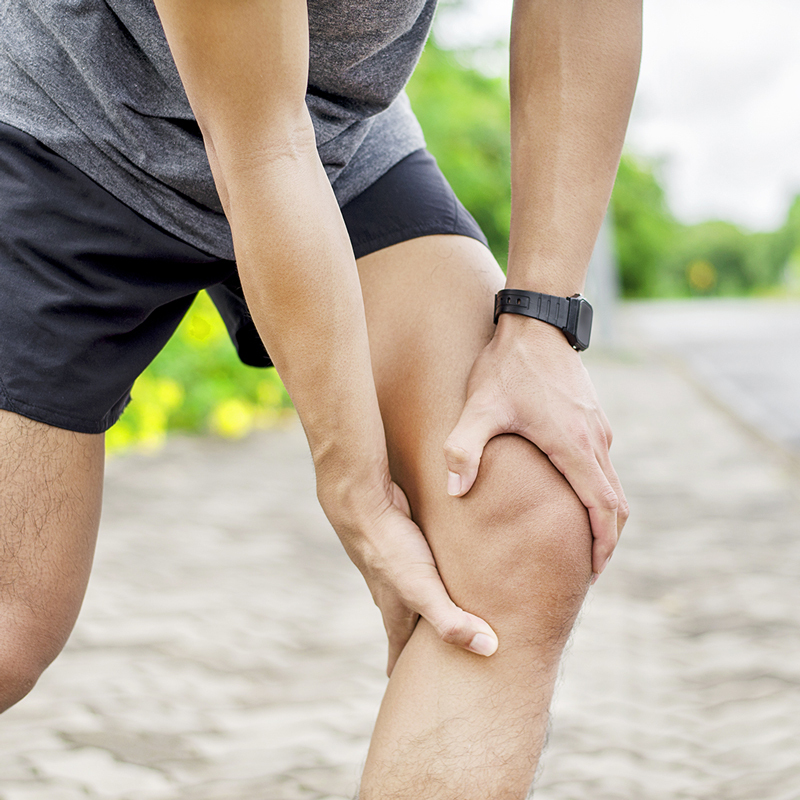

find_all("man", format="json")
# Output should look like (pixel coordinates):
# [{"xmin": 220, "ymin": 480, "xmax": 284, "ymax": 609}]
[{"xmin": 0, "ymin": 0, "xmax": 638, "ymax": 796}]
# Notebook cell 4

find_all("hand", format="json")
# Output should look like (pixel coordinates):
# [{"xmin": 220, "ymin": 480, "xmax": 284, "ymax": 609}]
[
  {"xmin": 443, "ymin": 315, "xmax": 628, "ymax": 577},
  {"xmin": 320, "ymin": 478, "xmax": 499, "ymax": 676}
]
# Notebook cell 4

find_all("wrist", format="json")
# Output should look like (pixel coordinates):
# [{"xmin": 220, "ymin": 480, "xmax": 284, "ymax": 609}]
[
  {"xmin": 493, "ymin": 310, "xmax": 576, "ymax": 352},
  {"xmin": 494, "ymin": 289, "xmax": 593, "ymax": 351},
  {"xmin": 505, "ymin": 250, "xmax": 588, "ymax": 298},
  {"xmin": 313, "ymin": 440, "xmax": 393, "ymax": 531}
]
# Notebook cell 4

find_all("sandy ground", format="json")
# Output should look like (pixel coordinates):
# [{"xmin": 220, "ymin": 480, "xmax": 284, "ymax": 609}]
[{"xmin": 1, "ymin": 303, "xmax": 799, "ymax": 800}]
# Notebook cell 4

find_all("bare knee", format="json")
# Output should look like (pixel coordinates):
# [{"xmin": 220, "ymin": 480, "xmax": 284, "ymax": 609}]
[
  {"xmin": 0, "ymin": 624, "xmax": 65, "ymax": 713},
  {"xmin": 0, "ymin": 569, "xmax": 90, "ymax": 713},
  {"xmin": 425, "ymin": 434, "xmax": 593, "ymax": 650}
]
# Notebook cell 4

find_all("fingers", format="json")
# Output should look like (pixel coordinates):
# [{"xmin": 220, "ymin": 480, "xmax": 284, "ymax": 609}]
[
  {"xmin": 598, "ymin": 445, "xmax": 629, "ymax": 539},
  {"xmin": 368, "ymin": 492, "xmax": 500, "ymax": 676},
  {"xmin": 384, "ymin": 607, "xmax": 419, "ymax": 677},
  {"xmin": 385, "ymin": 606, "xmax": 498, "ymax": 677},
  {"xmin": 447, "ymin": 398, "xmax": 628, "ymax": 577},
  {"xmin": 448, "ymin": 395, "xmax": 628, "ymax": 581},
  {"xmin": 432, "ymin": 609, "xmax": 499, "ymax": 655},
  {"xmin": 410, "ymin": 566, "xmax": 498, "ymax": 656},
  {"xmin": 443, "ymin": 401, "xmax": 501, "ymax": 497},
  {"xmin": 589, "ymin": 432, "xmax": 629, "ymax": 572},
  {"xmin": 548, "ymin": 439, "xmax": 624, "ymax": 576},
  {"xmin": 382, "ymin": 562, "xmax": 499, "ymax": 676},
  {"xmin": 587, "ymin": 488, "xmax": 619, "ymax": 575}
]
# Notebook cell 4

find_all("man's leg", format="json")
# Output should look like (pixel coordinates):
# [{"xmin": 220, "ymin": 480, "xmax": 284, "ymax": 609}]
[
  {"xmin": 357, "ymin": 235, "xmax": 593, "ymax": 799},
  {"xmin": 0, "ymin": 410, "xmax": 104, "ymax": 711}
]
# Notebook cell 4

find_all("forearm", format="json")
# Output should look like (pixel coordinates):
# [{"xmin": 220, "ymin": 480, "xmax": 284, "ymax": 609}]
[
  {"xmin": 152, "ymin": 0, "xmax": 389, "ymax": 512},
  {"xmin": 507, "ymin": 0, "xmax": 642, "ymax": 294},
  {"xmin": 217, "ymin": 123, "xmax": 389, "ymax": 508},
  {"xmin": 444, "ymin": 1, "xmax": 635, "ymax": 569}
]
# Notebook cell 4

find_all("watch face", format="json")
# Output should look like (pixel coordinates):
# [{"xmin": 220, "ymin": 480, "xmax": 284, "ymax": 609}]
[{"xmin": 575, "ymin": 299, "xmax": 593, "ymax": 350}]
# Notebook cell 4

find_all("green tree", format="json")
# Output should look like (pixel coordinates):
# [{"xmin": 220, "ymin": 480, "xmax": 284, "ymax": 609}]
[
  {"xmin": 610, "ymin": 155, "xmax": 679, "ymax": 297},
  {"xmin": 611, "ymin": 155, "xmax": 793, "ymax": 298},
  {"xmin": 655, "ymin": 215, "xmax": 792, "ymax": 298}
]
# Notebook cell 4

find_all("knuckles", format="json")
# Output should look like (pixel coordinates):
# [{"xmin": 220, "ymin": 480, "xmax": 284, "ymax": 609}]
[
  {"xmin": 618, "ymin": 496, "xmax": 631, "ymax": 525},
  {"xmin": 436, "ymin": 617, "xmax": 467, "ymax": 647},
  {"xmin": 598, "ymin": 484, "xmax": 620, "ymax": 511}
]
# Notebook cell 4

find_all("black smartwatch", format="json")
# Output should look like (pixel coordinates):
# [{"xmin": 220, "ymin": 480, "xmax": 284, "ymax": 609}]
[{"xmin": 494, "ymin": 290, "xmax": 593, "ymax": 351}]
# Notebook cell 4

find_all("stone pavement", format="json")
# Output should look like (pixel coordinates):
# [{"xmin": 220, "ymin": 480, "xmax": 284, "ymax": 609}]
[
  {"xmin": 620, "ymin": 299, "xmax": 800, "ymax": 457},
  {"xmin": 2, "ymin": 304, "xmax": 800, "ymax": 799}
]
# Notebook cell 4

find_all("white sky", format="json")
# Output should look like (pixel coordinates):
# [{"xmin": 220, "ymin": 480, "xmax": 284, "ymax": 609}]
[{"xmin": 434, "ymin": 0, "xmax": 800, "ymax": 231}]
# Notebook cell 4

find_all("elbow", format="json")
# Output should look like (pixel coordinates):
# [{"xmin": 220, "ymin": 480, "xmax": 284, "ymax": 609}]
[
  {"xmin": 198, "ymin": 104, "xmax": 318, "ymax": 209},
  {"xmin": 200, "ymin": 104, "xmax": 316, "ymax": 173}
]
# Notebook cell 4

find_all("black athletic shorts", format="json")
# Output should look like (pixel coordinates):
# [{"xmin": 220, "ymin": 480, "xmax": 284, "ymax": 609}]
[{"xmin": 0, "ymin": 122, "xmax": 488, "ymax": 434}]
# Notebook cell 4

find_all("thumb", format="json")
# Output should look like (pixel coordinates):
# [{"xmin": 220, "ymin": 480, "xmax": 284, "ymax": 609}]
[
  {"xmin": 443, "ymin": 402, "xmax": 500, "ymax": 497},
  {"xmin": 426, "ymin": 600, "xmax": 499, "ymax": 657},
  {"xmin": 404, "ymin": 558, "xmax": 499, "ymax": 658},
  {"xmin": 385, "ymin": 605, "xmax": 498, "ymax": 676}
]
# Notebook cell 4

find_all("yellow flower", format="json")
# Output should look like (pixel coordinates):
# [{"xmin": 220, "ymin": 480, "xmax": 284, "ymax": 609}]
[
  {"xmin": 211, "ymin": 398, "xmax": 255, "ymax": 439},
  {"xmin": 686, "ymin": 259, "xmax": 717, "ymax": 292}
]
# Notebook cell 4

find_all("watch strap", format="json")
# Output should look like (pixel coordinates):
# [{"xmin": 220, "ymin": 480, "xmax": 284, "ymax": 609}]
[{"xmin": 493, "ymin": 290, "xmax": 571, "ymax": 327}]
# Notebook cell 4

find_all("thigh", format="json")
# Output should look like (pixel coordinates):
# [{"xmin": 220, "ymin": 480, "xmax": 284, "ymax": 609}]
[
  {"xmin": 358, "ymin": 234, "xmax": 501, "ymax": 488},
  {"xmin": 0, "ymin": 410, "xmax": 104, "ymax": 708}
]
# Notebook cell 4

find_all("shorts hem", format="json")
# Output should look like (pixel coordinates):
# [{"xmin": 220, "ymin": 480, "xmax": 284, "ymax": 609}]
[
  {"xmin": 0, "ymin": 389, "xmax": 130, "ymax": 434},
  {"xmin": 351, "ymin": 223, "xmax": 490, "ymax": 261}
]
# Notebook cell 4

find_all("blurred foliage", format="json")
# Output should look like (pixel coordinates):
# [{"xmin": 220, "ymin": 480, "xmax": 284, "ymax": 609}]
[
  {"xmin": 610, "ymin": 155, "xmax": 680, "ymax": 297},
  {"xmin": 106, "ymin": 291, "xmax": 294, "ymax": 454},
  {"xmin": 612, "ymin": 154, "xmax": 796, "ymax": 298},
  {"xmin": 111, "ymin": 35, "xmax": 798, "ymax": 452},
  {"xmin": 410, "ymin": 39, "xmax": 798, "ymax": 301}
]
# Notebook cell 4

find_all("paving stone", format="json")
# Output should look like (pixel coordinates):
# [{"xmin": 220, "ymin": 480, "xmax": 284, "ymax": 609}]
[
  {"xmin": 0, "ymin": 763, "xmax": 37, "ymax": 783},
  {"xmin": 26, "ymin": 747, "xmax": 173, "ymax": 795},
  {"xmin": 0, "ymin": 785, "xmax": 90, "ymax": 800},
  {"xmin": 535, "ymin": 346, "xmax": 800, "ymax": 800}
]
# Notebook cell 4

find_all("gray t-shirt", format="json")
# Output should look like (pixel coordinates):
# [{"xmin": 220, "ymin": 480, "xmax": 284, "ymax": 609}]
[{"xmin": 0, "ymin": 0, "xmax": 435, "ymax": 258}]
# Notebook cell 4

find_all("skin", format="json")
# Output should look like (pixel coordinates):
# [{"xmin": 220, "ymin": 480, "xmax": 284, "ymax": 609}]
[
  {"xmin": 1, "ymin": 0, "xmax": 640, "ymax": 795},
  {"xmin": 448, "ymin": 0, "xmax": 641, "ymax": 575},
  {"xmin": 0, "ymin": 411, "xmax": 103, "ymax": 710},
  {"xmin": 0, "ymin": 237, "xmax": 590, "ymax": 796}
]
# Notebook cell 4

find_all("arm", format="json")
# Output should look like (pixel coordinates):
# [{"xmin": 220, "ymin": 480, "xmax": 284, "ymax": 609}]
[
  {"xmin": 444, "ymin": 0, "xmax": 641, "ymax": 575},
  {"xmin": 152, "ymin": 0, "xmax": 497, "ymax": 672}
]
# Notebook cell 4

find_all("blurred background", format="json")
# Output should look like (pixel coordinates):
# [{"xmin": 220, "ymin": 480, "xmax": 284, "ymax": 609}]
[{"xmin": 108, "ymin": 0, "xmax": 800, "ymax": 453}]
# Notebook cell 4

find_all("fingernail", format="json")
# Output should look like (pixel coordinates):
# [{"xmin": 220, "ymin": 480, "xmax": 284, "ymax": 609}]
[
  {"xmin": 590, "ymin": 572, "xmax": 600, "ymax": 586},
  {"xmin": 447, "ymin": 471, "xmax": 462, "ymax": 497},
  {"xmin": 599, "ymin": 556, "xmax": 611, "ymax": 574},
  {"xmin": 468, "ymin": 633, "xmax": 498, "ymax": 657}
]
